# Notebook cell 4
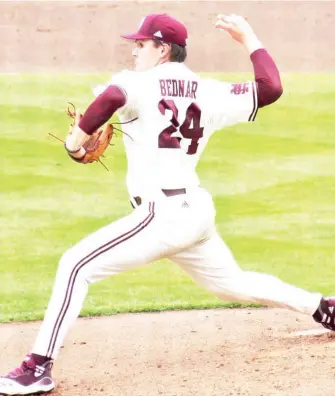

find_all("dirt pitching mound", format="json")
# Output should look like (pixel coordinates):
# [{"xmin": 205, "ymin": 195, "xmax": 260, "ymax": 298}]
[{"xmin": 1, "ymin": 308, "xmax": 334, "ymax": 396}]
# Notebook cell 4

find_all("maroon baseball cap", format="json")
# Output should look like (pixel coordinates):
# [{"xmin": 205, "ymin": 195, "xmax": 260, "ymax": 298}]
[{"xmin": 122, "ymin": 14, "xmax": 188, "ymax": 47}]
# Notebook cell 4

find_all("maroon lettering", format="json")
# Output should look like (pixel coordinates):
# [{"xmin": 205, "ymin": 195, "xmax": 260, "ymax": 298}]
[
  {"xmin": 230, "ymin": 83, "xmax": 249, "ymax": 95},
  {"xmin": 178, "ymin": 80, "xmax": 185, "ymax": 97},
  {"xmin": 185, "ymin": 81, "xmax": 191, "ymax": 98},
  {"xmin": 158, "ymin": 99, "xmax": 180, "ymax": 149},
  {"xmin": 159, "ymin": 79, "xmax": 198, "ymax": 98},
  {"xmin": 166, "ymin": 79, "xmax": 172, "ymax": 96},
  {"xmin": 172, "ymin": 79, "xmax": 178, "ymax": 97},
  {"xmin": 180, "ymin": 103, "xmax": 203, "ymax": 154},
  {"xmin": 191, "ymin": 81, "xmax": 198, "ymax": 99},
  {"xmin": 158, "ymin": 100, "xmax": 203, "ymax": 155},
  {"xmin": 159, "ymin": 79, "xmax": 167, "ymax": 96}
]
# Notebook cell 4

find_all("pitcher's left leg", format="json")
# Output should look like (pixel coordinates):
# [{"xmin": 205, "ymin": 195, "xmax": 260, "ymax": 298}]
[{"xmin": 171, "ymin": 231, "xmax": 323, "ymax": 317}]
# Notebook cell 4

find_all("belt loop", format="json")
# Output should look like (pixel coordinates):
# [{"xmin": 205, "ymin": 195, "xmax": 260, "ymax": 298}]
[
  {"xmin": 130, "ymin": 197, "xmax": 138, "ymax": 209},
  {"xmin": 130, "ymin": 196, "xmax": 142, "ymax": 209}
]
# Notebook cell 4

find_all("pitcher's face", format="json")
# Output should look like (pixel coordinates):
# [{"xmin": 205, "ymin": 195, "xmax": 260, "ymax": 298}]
[{"xmin": 132, "ymin": 40, "xmax": 170, "ymax": 71}]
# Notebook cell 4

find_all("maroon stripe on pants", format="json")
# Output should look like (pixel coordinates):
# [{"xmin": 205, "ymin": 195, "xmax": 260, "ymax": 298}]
[{"xmin": 46, "ymin": 202, "xmax": 155, "ymax": 358}]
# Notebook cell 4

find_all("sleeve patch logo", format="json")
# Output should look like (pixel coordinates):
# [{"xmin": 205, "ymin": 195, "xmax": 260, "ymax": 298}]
[{"xmin": 231, "ymin": 83, "xmax": 249, "ymax": 95}]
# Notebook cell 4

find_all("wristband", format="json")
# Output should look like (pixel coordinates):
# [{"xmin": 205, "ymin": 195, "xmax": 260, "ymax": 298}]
[{"xmin": 64, "ymin": 143, "xmax": 82, "ymax": 154}]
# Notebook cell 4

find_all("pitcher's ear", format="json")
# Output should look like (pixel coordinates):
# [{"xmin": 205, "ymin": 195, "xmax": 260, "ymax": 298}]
[{"xmin": 161, "ymin": 43, "xmax": 171, "ymax": 56}]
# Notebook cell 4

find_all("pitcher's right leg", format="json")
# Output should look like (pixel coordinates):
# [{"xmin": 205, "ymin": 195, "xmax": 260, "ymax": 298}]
[{"xmin": 0, "ymin": 202, "xmax": 165, "ymax": 395}]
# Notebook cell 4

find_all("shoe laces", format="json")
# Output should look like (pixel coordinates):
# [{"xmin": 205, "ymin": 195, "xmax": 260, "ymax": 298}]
[
  {"xmin": 7, "ymin": 356, "xmax": 35, "ymax": 377},
  {"xmin": 326, "ymin": 297, "xmax": 335, "ymax": 306}
]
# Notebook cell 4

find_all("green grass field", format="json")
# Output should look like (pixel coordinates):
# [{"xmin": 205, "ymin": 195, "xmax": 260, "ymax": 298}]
[{"xmin": 0, "ymin": 73, "xmax": 334, "ymax": 323}]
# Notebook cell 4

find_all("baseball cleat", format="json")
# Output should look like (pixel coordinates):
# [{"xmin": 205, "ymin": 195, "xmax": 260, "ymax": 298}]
[
  {"xmin": 312, "ymin": 296, "xmax": 335, "ymax": 331},
  {"xmin": 0, "ymin": 354, "xmax": 54, "ymax": 395}
]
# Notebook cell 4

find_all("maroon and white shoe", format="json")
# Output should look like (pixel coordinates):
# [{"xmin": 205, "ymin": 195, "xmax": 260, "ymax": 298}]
[
  {"xmin": 0, "ymin": 354, "xmax": 54, "ymax": 395},
  {"xmin": 312, "ymin": 297, "xmax": 335, "ymax": 331}
]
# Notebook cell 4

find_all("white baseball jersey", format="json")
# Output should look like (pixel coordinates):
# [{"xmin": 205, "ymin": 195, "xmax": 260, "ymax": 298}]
[{"xmin": 94, "ymin": 62, "xmax": 258, "ymax": 199}]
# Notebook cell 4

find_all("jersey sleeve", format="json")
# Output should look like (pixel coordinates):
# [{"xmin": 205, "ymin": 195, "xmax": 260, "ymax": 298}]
[
  {"xmin": 92, "ymin": 70, "xmax": 138, "ymax": 116},
  {"xmin": 201, "ymin": 78, "xmax": 258, "ymax": 132}
]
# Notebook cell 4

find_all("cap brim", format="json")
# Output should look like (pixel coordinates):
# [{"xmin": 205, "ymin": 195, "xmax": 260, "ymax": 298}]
[{"xmin": 121, "ymin": 33, "xmax": 153, "ymax": 41}]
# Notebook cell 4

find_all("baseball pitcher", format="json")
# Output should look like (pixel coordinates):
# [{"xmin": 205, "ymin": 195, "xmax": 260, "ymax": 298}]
[{"xmin": 1, "ymin": 13, "xmax": 334, "ymax": 395}]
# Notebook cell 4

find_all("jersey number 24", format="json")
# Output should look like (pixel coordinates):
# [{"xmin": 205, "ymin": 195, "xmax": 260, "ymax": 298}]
[{"xmin": 158, "ymin": 99, "xmax": 204, "ymax": 155}]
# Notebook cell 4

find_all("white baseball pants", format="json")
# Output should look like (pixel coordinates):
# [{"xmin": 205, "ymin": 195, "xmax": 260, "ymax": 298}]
[{"xmin": 32, "ymin": 187, "xmax": 322, "ymax": 359}]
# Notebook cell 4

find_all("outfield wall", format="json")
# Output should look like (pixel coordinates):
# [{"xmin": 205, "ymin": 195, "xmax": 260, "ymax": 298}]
[{"xmin": 0, "ymin": 1, "xmax": 334, "ymax": 72}]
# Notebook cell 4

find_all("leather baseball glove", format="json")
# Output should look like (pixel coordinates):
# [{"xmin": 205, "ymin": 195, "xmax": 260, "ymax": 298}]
[{"xmin": 65, "ymin": 103, "xmax": 114, "ymax": 166}]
